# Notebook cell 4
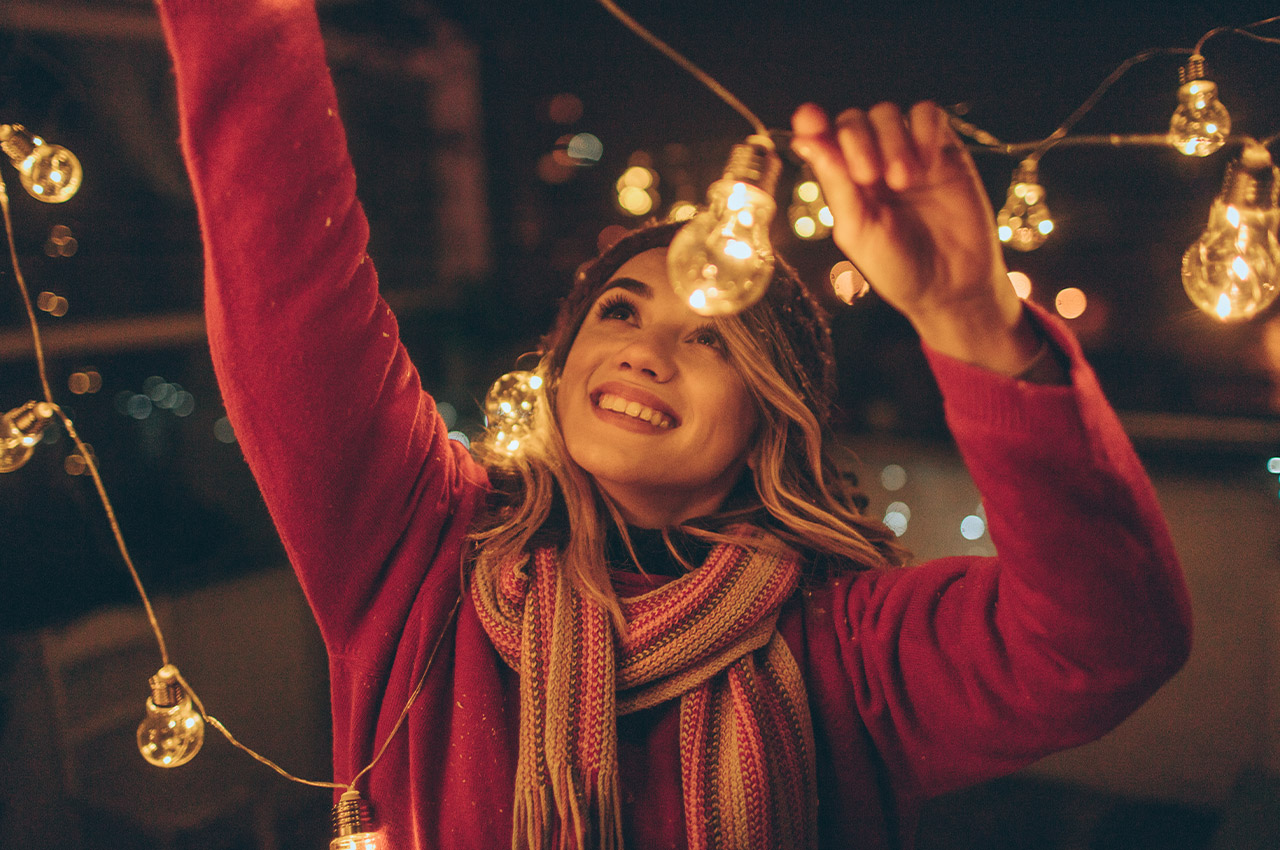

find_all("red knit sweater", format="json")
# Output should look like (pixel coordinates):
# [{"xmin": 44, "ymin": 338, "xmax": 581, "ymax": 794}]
[{"xmin": 157, "ymin": 2, "xmax": 1192, "ymax": 848}]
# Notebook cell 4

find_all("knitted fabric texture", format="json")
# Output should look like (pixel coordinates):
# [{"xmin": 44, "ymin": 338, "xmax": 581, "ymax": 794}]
[{"xmin": 472, "ymin": 531, "xmax": 818, "ymax": 850}]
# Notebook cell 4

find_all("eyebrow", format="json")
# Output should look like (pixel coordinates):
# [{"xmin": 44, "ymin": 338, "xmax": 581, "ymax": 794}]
[{"xmin": 600, "ymin": 277, "xmax": 653, "ymax": 299}]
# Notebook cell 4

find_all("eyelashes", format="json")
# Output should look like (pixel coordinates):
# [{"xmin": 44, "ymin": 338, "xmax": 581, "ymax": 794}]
[
  {"xmin": 592, "ymin": 292, "xmax": 726, "ymax": 352},
  {"xmin": 596, "ymin": 293, "xmax": 636, "ymax": 321}
]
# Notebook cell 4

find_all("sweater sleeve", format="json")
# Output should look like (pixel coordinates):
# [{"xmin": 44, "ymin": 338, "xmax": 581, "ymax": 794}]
[
  {"xmin": 157, "ymin": 0, "xmax": 488, "ymax": 662},
  {"xmin": 833, "ymin": 302, "xmax": 1192, "ymax": 799}
]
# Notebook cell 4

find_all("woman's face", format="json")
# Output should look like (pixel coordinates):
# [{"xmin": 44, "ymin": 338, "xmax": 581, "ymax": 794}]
[{"xmin": 558, "ymin": 248, "xmax": 759, "ymax": 528}]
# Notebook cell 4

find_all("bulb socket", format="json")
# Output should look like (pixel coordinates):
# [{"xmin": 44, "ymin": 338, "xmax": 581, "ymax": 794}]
[
  {"xmin": 1220, "ymin": 147, "xmax": 1279, "ymax": 209},
  {"xmin": 332, "ymin": 790, "xmax": 373, "ymax": 838},
  {"xmin": 0, "ymin": 124, "xmax": 36, "ymax": 164},
  {"xmin": 6, "ymin": 401, "xmax": 55, "ymax": 438},
  {"xmin": 148, "ymin": 664, "xmax": 186, "ymax": 708},
  {"xmin": 722, "ymin": 135, "xmax": 781, "ymax": 197},
  {"xmin": 1180, "ymin": 54, "xmax": 1208, "ymax": 86},
  {"xmin": 1012, "ymin": 158, "xmax": 1040, "ymax": 185}
]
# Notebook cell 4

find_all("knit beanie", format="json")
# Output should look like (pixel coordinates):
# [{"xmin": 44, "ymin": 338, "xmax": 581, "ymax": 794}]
[{"xmin": 543, "ymin": 220, "xmax": 838, "ymax": 426}]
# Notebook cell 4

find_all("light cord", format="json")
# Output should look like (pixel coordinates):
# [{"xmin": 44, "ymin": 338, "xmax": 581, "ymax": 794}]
[
  {"xmin": 1196, "ymin": 16, "xmax": 1280, "ymax": 54},
  {"xmin": 347, "ymin": 594, "xmax": 462, "ymax": 792},
  {"xmin": 593, "ymin": 0, "xmax": 768, "ymax": 136},
  {"xmin": 3, "ymin": 162, "xmax": 462, "ymax": 796},
  {"xmin": 953, "ymin": 16, "xmax": 1280, "ymax": 164},
  {"xmin": 1025, "ymin": 47, "xmax": 1191, "ymax": 162},
  {"xmin": 1, "ymin": 169, "xmax": 169, "ymax": 665}
]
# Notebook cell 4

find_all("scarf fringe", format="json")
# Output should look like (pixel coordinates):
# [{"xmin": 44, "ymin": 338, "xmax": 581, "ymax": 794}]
[{"xmin": 513, "ymin": 770, "xmax": 622, "ymax": 850}]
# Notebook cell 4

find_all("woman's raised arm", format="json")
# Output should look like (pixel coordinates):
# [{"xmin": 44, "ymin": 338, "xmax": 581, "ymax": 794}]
[{"xmin": 158, "ymin": 0, "xmax": 487, "ymax": 659}]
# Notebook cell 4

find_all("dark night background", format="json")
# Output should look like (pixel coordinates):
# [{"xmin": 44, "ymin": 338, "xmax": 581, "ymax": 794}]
[{"xmin": 1, "ymin": 1, "xmax": 1279, "ymax": 848}]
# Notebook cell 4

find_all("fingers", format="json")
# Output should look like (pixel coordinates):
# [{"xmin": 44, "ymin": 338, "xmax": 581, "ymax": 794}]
[
  {"xmin": 790, "ymin": 102, "xmax": 864, "ymax": 228},
  {"xmin": 792, "ymin": 100, "xmax": 954, "ymax": 192}
]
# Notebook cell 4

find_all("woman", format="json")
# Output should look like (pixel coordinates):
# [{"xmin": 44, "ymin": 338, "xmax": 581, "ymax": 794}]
[{"xmin": 156, "ymin": 1, "xmax": 1192, "ymax": 848}]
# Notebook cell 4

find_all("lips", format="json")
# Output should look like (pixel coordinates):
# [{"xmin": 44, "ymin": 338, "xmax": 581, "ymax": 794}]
[{"xmin": 591, "ymin": 383, "xmax": 678, "ymax": 429}]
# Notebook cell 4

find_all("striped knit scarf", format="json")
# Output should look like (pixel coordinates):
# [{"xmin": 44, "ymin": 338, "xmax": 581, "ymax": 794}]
[{"xmin": 471, "ymin": 530, "xmax": 817, "ymax": 850}]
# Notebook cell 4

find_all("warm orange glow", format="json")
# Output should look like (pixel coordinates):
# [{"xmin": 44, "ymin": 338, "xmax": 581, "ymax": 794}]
[
  {"xmin": 1007, "ymin": 271, "xmax": 1032, "ymax": 299},
  {"xmin": 1055, "ymin": 287, "xmax": 1087, "ymax": 319},
  {"xmin": 547, "ymin": 92, "xmax": 584, "ymax": 125}
]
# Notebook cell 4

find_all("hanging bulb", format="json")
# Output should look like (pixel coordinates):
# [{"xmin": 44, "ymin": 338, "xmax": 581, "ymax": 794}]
[
  {"xmin": 1182, "ymin": 142, "xmax": 1280, "ymax": 322},
  {"xmin": 0, "ymin": 401, "xmax": 56, "ymax": 473},
  {"xmin": 788, "ymin": 164, "xmax": 832, "ymax": 241},
  {"xmin": 0, "ymin": 124, "xmax": 83, "ymax": 203},
  {"xmin": 483, "ymin": 370, "xmax": 542, "ymax": 457},
  {"xmin": 667, "ymin": 134, "xmax": 781, "ymax": 316},
  {"xmin": 136, "ymin": 664, "xmax": 205, "ymax": 768},
  {"xmin": 1168, "ymin": 55, "xmax": 1230, "ymax": 157},
  {"xmin": 331, "ymin": 789, "xmax": 382, "ymax": 850},
  {"xmin": 996, "ymin": 158, "xmax": 1054, "ymax": 252}
]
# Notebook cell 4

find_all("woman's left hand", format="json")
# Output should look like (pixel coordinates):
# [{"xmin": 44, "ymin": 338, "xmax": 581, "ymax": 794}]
[{"xmin": 791, "ymin": 101, "xmax": 1041, "ymax": 375}]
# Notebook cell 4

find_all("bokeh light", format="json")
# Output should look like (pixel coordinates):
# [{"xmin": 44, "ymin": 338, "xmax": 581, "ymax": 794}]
[
  {"xmin": 1008, "ymin": 271, "xmax": 1032, "ymax": 299},
  {"xmin": 667, "ymin": 201, "xmax": 698, "ymax": 222},
  {"xmin": 37, "ymin": 291, "xmax": 69, "ymax": 316},
  {"xmin": 68, "ymin": 369, "xmax": 102, "ymax": 395},
  {"xmin": 547, "ymin": 92, "xmax": 584, "ymax": 125},
  {"xmin": 536, "ymin": 151, "xmax": 575, "ymax": 185},
  {"xmin": 566, "ymin": 133, "xmax": 603, "ymax": 164},
  {"xmin": 597, "ymin": 224, "xmax": 629, "ymax": 253},
  {"xmin": 45, "ymin": 224, "xmax": 77, "ymax": 258},
  {"xmin": 617, "ymin": 185, "xmax": 654, "ymax": 216},
  {"xmin": 960, "ymin": 514, "xmax": 987, "ymax": 540},
  {"xmin": 880, "ymin": 463, "xmax": 907, "ymax": 491},
  {"xmin": 214, "ymin": 416, "xmax": 237, "ymax": 444},
  {"xmin": 64, "ymin": 444, "xmax": 95, "ymax": 476},
  {"xmin": 830, "ymin": 261, "xmax": 871, "ymax": 305},
  {"xmin": 1055, "ymin": 287, "xmax": 1087, "ymax": 319},
  {"xmin": 884, "ymin": 501, "xmax": 910, "ymax": 536},
  {"xmin": 618, "ymin": 165, "xmax": 655, "ymax": 190},
  {"xmin": 1267, "ymin": 456, "xmax": 1280, "ymax": 474},
  {"xmin": 438, "ymin": 401, "xmax": 458, "ymax": 430}
]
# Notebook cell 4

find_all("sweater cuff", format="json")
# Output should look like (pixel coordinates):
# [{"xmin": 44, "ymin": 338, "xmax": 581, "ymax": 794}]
[{"xmin": 921, "ymin": 301, "xmax": 1089, "ymax": 440}]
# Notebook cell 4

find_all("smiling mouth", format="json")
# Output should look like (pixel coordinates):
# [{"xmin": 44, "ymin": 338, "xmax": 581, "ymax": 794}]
[{"xmin": 596, "ymin": 393, "xmax": 675, "ymax": 428}]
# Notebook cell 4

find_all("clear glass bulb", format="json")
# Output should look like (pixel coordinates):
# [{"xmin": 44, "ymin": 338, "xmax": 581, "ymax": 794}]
[
  {"xmin": 0, "ymin": 124, "xmax": 83, "ymax": 203},
  {"xmin": 137, "ymin": 664, "xmax": 205, "ymax": 768},
  {"xmin": 1168, "ymin": 56, "xmax": 1230, "ymax": 158},
  {"xmin": 484, "ymin": 370, "xmax": 542, "ymax": 456},
  {"xmin": 0, "ymin": 401, "xmax": 56, "ymax": 473},
  {"xmin": 331, "ymin": 790, "xmax": 382, "ymax": 850},
  {"xmin": 667, "ymin": 135, "xmax": 781, "ymax": 316},
  {"xmin": 1182, "ymin": 145, "xmax": 1280, "ymax": 321},
  {"xmin": 997, "ymin": 158, "xmax": 1053, "ymax": 252}
]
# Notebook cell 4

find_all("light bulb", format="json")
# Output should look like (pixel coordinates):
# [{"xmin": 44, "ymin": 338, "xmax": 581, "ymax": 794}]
[
  {"xmin": 1168, "ymin": 55, "xmax": 1230, "ymax": 158},
  {"xmin": 484, "ymin": 370, "xmax": 542, "ymax": 456},
  {"xmin": 997, "ymin": 158, "xmax": 1053, "ymax": 252},
  {"xmin": 0, "ymin": 401, "xmax": 56, "ymax": 473},
  {"xmin": 1182, "ymin": 142, "xmax": 1280, "ymax": 322},
  {"xmin": 0, "ymin": 124, "xmax": 83, "ymax": 203},
  {"xmin": 788, "ymin": 164, "xmax": 832, "ymax": 241},
  {"xmin": 137, "ymin": 664, "xmax": 205, "ymax": 768},
  {"xmin": 667, "ymin": 134, "xmax": 781, "ymax": 316},
  {"xmin": 331, "ymin": 789, "xmax": 382, "ymax": 850}
]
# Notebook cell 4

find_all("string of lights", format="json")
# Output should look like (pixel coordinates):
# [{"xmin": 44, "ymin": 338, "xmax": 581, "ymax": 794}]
[{"xmin": 5, "ymin": 7, "xmax": 1280, "ymax": 848}]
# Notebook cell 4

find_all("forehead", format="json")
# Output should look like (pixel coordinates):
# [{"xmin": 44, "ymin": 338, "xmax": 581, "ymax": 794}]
[{"xmin": 604, "ymin": 247, "xmax": 669, "ymax": 290}]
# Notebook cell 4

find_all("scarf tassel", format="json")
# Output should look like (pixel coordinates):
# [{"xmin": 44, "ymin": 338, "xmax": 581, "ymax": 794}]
[{"xmin": 514, "ymin": 769, "xmax": 622, "ymax": 850}]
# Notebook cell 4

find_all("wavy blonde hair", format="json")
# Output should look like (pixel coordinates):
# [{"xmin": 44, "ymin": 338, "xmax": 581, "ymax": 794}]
[{"xmin": 469, "ymin": 222, "xmax": 906, "ymax": 630}]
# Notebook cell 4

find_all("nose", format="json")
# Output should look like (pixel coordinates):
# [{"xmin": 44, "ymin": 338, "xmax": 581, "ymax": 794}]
[{"xmin": 617, "ymin": 332, "xmax": 676, "ymax": 382}]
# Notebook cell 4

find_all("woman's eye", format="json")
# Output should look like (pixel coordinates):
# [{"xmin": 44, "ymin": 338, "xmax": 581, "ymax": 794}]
[
  {"xmin": 692, "ymin": 327, "xmax": 725, "ymax": 350},
  {"xmin": 597, "ymin": 295, "xmax": 636, "ymax": 321}
]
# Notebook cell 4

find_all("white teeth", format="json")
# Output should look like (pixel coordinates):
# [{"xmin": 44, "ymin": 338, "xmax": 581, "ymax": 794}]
[{"xmin": 597, "ymin": 393, "xmax": 672, "ymax": 428}]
